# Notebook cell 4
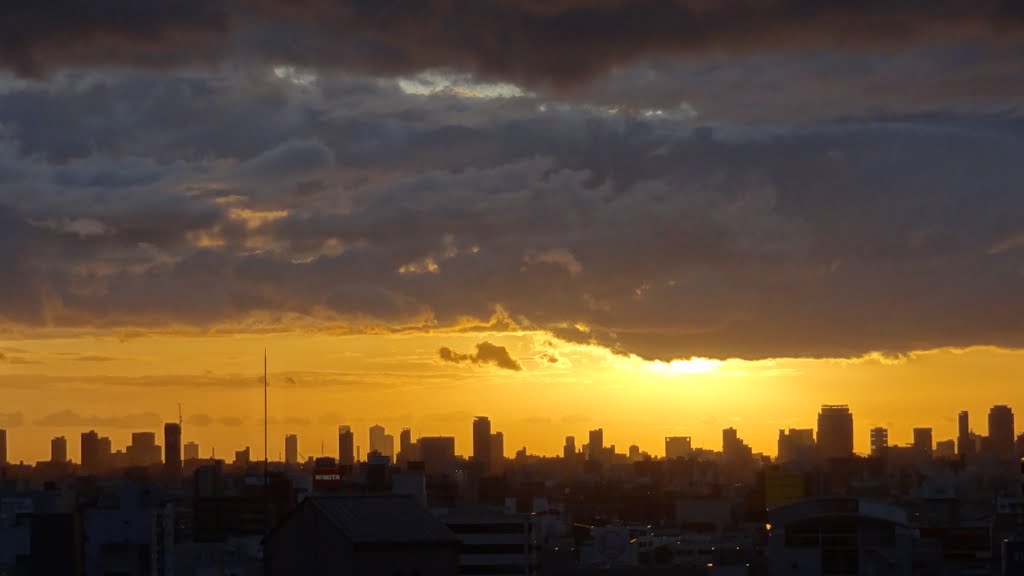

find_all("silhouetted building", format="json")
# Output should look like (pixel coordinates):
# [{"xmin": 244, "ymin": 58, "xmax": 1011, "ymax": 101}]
[
  {"xmin": 958, "ymin": 410, "xmax": 974, "ymax": 458},
  {"xmin": 418, "ymin": 437, "xmax": 456, "ymax": 477},
  {"xmin": 164, "ymin": 422, "xmax": 182, "ymax": 476},
  {"xmin": 382, "ymin": 434, "xmax": 395, "ymax": 459},
  {"xmin": 285, "ymin": 434, "xmax": 299, "ymax": 465},
  {"xmin": 51, "ymin": 436, "xmax": 68, "ymax": 463},
  {"xmin": 234, "ymin": 447, "xmax": 251, "ymax": 466},
  {"xmin": 127, "ymin": 432, "xmax": 161, "ymax": 467},
  {"xmin": 184, "ymin": 441, "xmax": 200, "ymax": 461},
  {"xmin": 935, "ymin": 439, "xmax": 956, "ymax": 459},
  {"xmin": 0, "ymin": 428, "xmax": 7, "ymax": 465},
  {"xmin": 913, "ymin": 427, "xmax": 933, "ymax": 456},
  {"xmin": 81, "ymin": 430, "xmax": 102, "ymax": 473},
  {"xmin": 989, "ymin": 405, "xmax": 1015, "ymax": 459},
  {"xmin": 778, "ymin": 429, "xmax": 815, "ymax": 463},
  {"xmin": 588, "ymin": 429, "xmax": 604, "ymax": 461},
  {"xmin": 870, "ymin": 427, "xmax": 889, "ymax": 459},
  {"xmin": 489, "ymin": 432, "xmax": 504, "ymax": 475},
  {"xmin": 264, "ymin": 495, "xmax": 459, "ymax": 576},
  {"xmin": 563, "ymin": 436, "xmax": 576, "ymax": 460},
  {"xmin": 399, "ymin": 428, "xmax": 413, "ymax": 465},
  {"xmin": 338, "ymin": 426, "xmax": 355, "ymax": 466},
  {"xmin": 817, "ymin": 405, "xmax": 854, "ymax": 460},
  {"xmin": 369, "ymin": 425, "xmax": 387, "ymax": 457},
  {"xmin": 665, "ymin": 436, "xmax": 692, "ymax": 460},
  {"xmin": 473, "ymin": 417, "xmax": 492, "ymax": 472}
]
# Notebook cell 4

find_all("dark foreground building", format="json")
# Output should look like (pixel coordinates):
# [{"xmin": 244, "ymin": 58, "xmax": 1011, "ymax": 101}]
[{"xmin": 264, "ymin": 494, "xmax": 459, "ymax": 576}]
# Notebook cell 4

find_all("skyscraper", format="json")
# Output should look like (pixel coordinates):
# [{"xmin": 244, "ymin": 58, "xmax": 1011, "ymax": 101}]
[
  {"xmin": 128, "ymin": 432, "xmax": 161, "ymax": 466},
  {"xmin": 870, "ymin": 427, "xmax": 889, "ymax": 458},
  {"xmin": 285, "ymin": 434, "xmax": 299, "ymax": 464},
  {"xmin": 0, "ymin": 428, "xmax": 7, "ymax": 465},
  {"xmin": 817, "ymin": 405, "xmax": 854, "ymax": 460},
  {"xmin": 988, "ymin": 405, "xmax": 1015, "ymax": 459},
  {"xmin": 81, "ymin": 430, "xmax": 101, "ymax": 473},
  {"xmin": 164, "ymin": 422, "xmax": 182, "ymax": 475},
  {"xmin": 51, "ymin": 436, "xmax": 68, "ymax": 463},
  {"xmin": 399, "ymin": 428, "xmax": 413, "ymax": 464},
  {"xmin": 338, "ymin": 426, "xmax": 355, "ymax": 465},
  {"xmin": 383, "ymin": 434, "xmax": 395, "ymax": 459},
  {"xmin": 913, "ymin": 427, "xmax": 933, "ymax": 456},
  {"xmin": 563, "ymin": 436, "xmax": 576, "ymax": 460},
  {"xmin": 417, "ymin": 436, "xmax": 456, "ymax": 477},
  {"xmin": 777, "ymin": 429, "xmax": 815, "ymax": 463},
  {"xmin": 184, "ymin": 442, "xmax": 200, "ymax": 461},
  {"xmin": 369, "ymin": 425, "xmax": 387, "ymax": 456},
  {"xmin": 490, "ymin": 432, "xmax": 504, "ymax": 474},
  {"xmin": 473, "ymin": 417, "xmax": 492, "ymax": 472},
  {"xmin": 588, "ymin": 429, "xmax": 604, "ymax": 461},
  {"xmin": 665, "ymin": 436, "xmax": 692, "ymax": 460},
  {"xmin": 957, "ymin": 410, "xmax": 974, "ymax": 458}
]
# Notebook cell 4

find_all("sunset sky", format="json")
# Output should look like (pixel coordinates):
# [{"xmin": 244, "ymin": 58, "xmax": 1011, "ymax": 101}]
[{"xmin": 1, "ymin": 1, "xmax": 1022, "ymax": 463}]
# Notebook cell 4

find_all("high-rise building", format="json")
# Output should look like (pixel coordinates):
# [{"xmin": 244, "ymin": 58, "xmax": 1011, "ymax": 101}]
[
  {"xmin": 988, "ymin": 405, "xmax": 1015, "ymax": 459},
  {"xmin": 98, "ymin": 436, "xmax": 112, "ymax": 466},
  {"xmin": 870, "ymin": 427, "xmax": 889, "ymax": 458},
  {"xmin": 0, "ymin": 428, "xmax": 7, "ymax": 465},
  {"xmin": 285, "ymin": 434, "xmax": 299, "ymax": 465},
  {"xmin": 399, "ymin": 428, "xmax": 413, "ymax": 464},
  {"xmin": 81, "ymin": 430, "xmax": 102, "ymax": 473},
  {"xmin": 473, "ymin": 417, "xmax": 492, "ymax": 472},
  {"xmin": 912, "ymin": 427, "xmax": 933, "ymax": 456},
  {"xmin": 490, "ymin": 432, "xmax": 504, "ymax": 475},
  {"xmin": 417, "ymin": 436, "xmax": 456, "ymax": 477},
  {"xmin": 127, "ymin": 432, "xmax": 161, "ymax": 467},
  {"xmin": 338, "ymin": 426, "xmax": 355, "ymax": 465},
  {"xmin": 234, "ymin": 447, "xmax": 250, "ymax": 466},
  {"xmin": 665, "ymin": 436, "xmax": 692, "ymax": 460},
  {"xmin": 935, "ymin": 439, "xmax": 956, "ymax": 459},
  {"xmin": 382, "ymin": 434, "xmax": 395, "ymax": 459},
  {"xmin": 369, "ymin": 425, "xmax": 387, "ymax": 456},
  {"xmin": 722, "ymin": 428, "xmax": 753, "ymax": 461},
  {"xmin": 51, "ymin": 436, "xmax": 68, "ymax": 463},
  {"xmin": 957, "ymin": 410, "xmax": 974, "ymax": 458},
  {"xmin": 588, "ymin": 429, "xmax": 604, "ymax": 461},
  {"xmin": 184, "ymin": 442, "xmax": 200, "ymax": 461},
  {"xmin": 817, "ymin": 405, "xmax": 854, "ymax": 460},
  {"xmin": 563, "ymin": 436, "xmax": 576, "ymax": 460},
  {"xmin": 777, "ymin": 429, "xmax": 815, "ymax": 463},
  {"xmin": 164, "ymin": 423, "xmax": 182, "ymax": 475}
]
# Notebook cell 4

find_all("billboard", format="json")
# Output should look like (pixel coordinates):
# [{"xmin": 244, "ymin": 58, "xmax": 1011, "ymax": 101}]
[{"xmin": 313, "ymin": 468, "xmax": 344, "ymax": 491}]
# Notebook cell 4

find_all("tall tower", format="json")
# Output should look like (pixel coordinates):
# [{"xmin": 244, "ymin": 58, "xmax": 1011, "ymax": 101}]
[
  {"xmin": 588, "ymin": 429, "xmax": 605, "ymax": 462},
  {"xmin": 913, "ymin": 428, "xmax": 933, "ymax": 456},
  {"xmin": 51, "ymin": 436, "xmax": 68, "ymax": 464},
  {"xmin": 369, "ymin": 425, "xmax": 386, "ymax": 456},
  {"xmin": 285, "ymin": 434, "xmax": 299, "ymax": 465},
  {"xmin": 81, "ymin": 430, "xmax": 101, "ymax": 473},
  {"xmin": 338, "ymin": 426, "xmax": 355, "ymax": 466},
  {"xmin": 164, "ymin": 422, "xmax": 182, "ymax": 476},
  {"xmin": 988, "ymin": 405, "xmax": 1015, "ymax": 459},
  {"xmin": 398, "ymin": 428, "xmax": 413, "ymax": 465},
  {"xmin": 473, "ymin": 417, "xmax": 492, "ymax": 473},
  {"xmin": 957, "ymin": 410, "xmax": 974, "ymax": 458},
  {"xmin": 817, "ymin": 405, "xmax": 854, "ymax": 460},
  {"xmin": 869, "ymin": 427, "xmax": 889, "ymax": 458},
  {"xmin": 0, "ymin": 428, "xmax": 7, "ymax": 465}
]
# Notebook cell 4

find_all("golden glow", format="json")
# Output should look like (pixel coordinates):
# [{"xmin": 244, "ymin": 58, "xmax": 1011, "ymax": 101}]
[{"xmin": 1, "ymin": 328, "xmax": 1022, "ymax": 464}]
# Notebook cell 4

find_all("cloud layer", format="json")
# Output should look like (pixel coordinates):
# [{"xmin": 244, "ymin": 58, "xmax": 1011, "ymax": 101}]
[{"xmin": 440, "ymin": 342, "xmax": 523, "ymax": 371}]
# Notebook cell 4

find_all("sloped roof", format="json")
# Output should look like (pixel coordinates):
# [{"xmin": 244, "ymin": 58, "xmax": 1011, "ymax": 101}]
[{"xmin": 308, "ymin": 495, "xmax": 458, "ymax": 545}]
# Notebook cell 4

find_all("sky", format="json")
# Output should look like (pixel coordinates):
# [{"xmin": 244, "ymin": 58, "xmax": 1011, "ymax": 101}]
[{"xmin": 0, "ymin": 1, "xmax": 1022, "ymax": 463}]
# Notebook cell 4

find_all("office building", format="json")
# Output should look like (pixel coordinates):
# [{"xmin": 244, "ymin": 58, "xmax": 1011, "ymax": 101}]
[
  {"xmin": 285, "ymin": 434, "xmax": 299, "ymax": 465},
  {"xmin": 369, "ymin": 425, "xmax": 387, "ymax": 456},
  {"xmin": 51, "ymin": 436, "xmax": 68, "ymax": 463},
  {"xmin": 935, "ymin": 439, "xmax": 956, "ymax": 459},
  {"xmin": 164, "ymin": 422, "xmax": 182, "ymax": 475},
  {"xmin": 127, "ymin": 432, "xmax": 161, "ymax": 467},
  {"xmin": 489, "ymin": 432, "xmax": 504, "ymax": 475},
  {"xmin": 338, "ymin": 426, "xmax": 355, "ymax": 466},
  {"xmin": 399, "ymin": 428, "xmax": 413, "ymax": 464},
  {"xmin": 777, "ymin": 429, "xmax": 815, "ymax": 463},
  {"xmin": 913, "ymin": 427, "xmax": 933, "ymax": 456},
  {"xmin": 184, "ymin": 441, "xmax": 200, "ymax": 461},
  {"xmin": 958, "ymin": 410, "xmax": 974, "ymax": 458},
  {"xmin": 81, "ymin": 430, "xmax": 101, "ymax": 473},
  {"xmin": 0, "ymin": 428, "xmax": 7, "ymax": 465},
  {"xmin": 665, "ymin": 436, "xmax": 692, "ymax": 460},
  {"xmin": 234, "ymin": 447, "xmax": 251, "ymax": 466},
  {"xmin": 870, "ymin": 427, "xmax": 889, "ymax": 459},
  {"xmin": 417, "ymin": 436, "xmax": 456, "ymax": 477},
  {"xmin": 817, "ymin": 405, "xmax": 854, "ymax": 460},
  {"xmin": 382, "ymin": 434, "xmax": 395, "ymax": 460},
  {"xmin": 989, "ymin": 405, "xmax": 1016, "ymax": 459},
  {"xmin": 563, "ymin": 436, "xmax": 576, "ymax": 460},
  {"xmin": 472, "ymin": 417, "xmax": 492, "ymax": 472},
  {"xmin": 588, "ymin": 429, "xmax": 604, "ymax": 461}
]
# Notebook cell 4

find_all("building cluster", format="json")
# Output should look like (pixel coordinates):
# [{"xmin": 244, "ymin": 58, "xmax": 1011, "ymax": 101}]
[{"xmin": 1, "ymin": 404, "xmax": 1023, "ymax": 575}]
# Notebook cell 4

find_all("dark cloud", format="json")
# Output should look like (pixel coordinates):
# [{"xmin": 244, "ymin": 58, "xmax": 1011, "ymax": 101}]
[
  {"xmin": 34, "ymin": 409, "xmax": 163, "ymax": 429},
  {"xmin": 187, "ymin": 413, "xmax": 213, "ymax": 427},
  {"xmin": 0, "ymin": 411, "xmax": 24, "ymax": 427},
  {"xmin": 440, "ymin": 341, "xmax": 523, "ymax": 371},
  {"xmin": 219, "ymin": 416, "xmax": 245, "ymax": 427},
  {"xmin": 1, "ymin": 2, "xmax": 1023, "ymax": 92}
]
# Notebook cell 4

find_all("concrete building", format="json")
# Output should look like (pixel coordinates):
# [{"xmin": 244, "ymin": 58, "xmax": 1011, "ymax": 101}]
[
  {"xmin": 817, "ymin": 405, "xmax": 854, "ymax": 460},
  {"xmin": 285, "ymin": 434, "xmax": 299, "ymax": 465},
  {"xmin": 768, "ymin": 498, "xmax": 913, "ymax": 576},
  {"xmin": 264, "ymin": 495, "xmax": 459, "ymax": 576}
]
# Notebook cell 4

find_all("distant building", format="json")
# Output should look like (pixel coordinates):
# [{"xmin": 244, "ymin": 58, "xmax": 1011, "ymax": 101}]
[
  {"xmin": 563, "ymin": 436, "xmax": 576, "ymax": 460},
  {"xmin": 913, "ymin": 427, "xmax": 933, "ymax": 456},
  {"xmin": 443, "ymin": 507, "xmax": 534, "ymax": 576},
  {"xmin": 81, "ymin": 430, "xmax": 102, "ymax": 473},
  {"xmin": 0, "ymin": 428, "xmax": 6, "ymax": 465},
  {"xmin": 234, "ymin": 447, "xmax": 251, "ymax": 466},
  {"xmin": 184, "ymin": 441, "xmax": 200, "ymax": 461},
  {"xmin": 399, "ymin": 428, "xmax": 413, "ymax": 465},
  {"xmin": 935, "ymin": 439, "xmax": 956, "ymax": 459},
  {"xmin": 369, "ymin": 425, "xmax": 387, "ymax": 457},
  {"xmin": 778, "ymin": 429, "xmax": 815, "ymax": 463},
  {"xmin": 989, "ymin": 405, "xmax": 1015, "ymax": 459},
  {"xmin": 51, "ymin": 436, "xmax": 68, "ymax": 464},
  {"xmin": 285, "ymin": 434, "xmax": 299, "ymax": 465},
  {"xmin": 588, "ymin": 429, "xmax": 604, "ymax": 462},
  {"xmin": 473, "ymin": 417, "xmax": 492, "ymax": 472},
  {"xmin": 418, "ymin": 437, "xmax": 456, "ymax": 477},
  {"xmin": 127, "ymin": 432, "xmax": 161, "ymax": 467},
  {"xmin": 489, "ymin": 432, "xmax": 505, "ymax": 475},
  {"xmin": 338, "ymin": 426, "xmax": 355, "ymax": 466},
  {"xmin": 382, "ymin": 434, "xmax": 395, "ymax": 460},
  {"xmin": 264, "ymin": 495, "xmax": 459, "ymax": 576},
  {"xmin": 817, "ymin": 405, "xmax": 854, "ymax": 460},
  {"xmin": 870, "ymin": 427, "xmax": 889, "ymax": 459},
  {"xmin": 723, "ymin": 427, "xmax": 753, "ymax": 461},
  {"xmin": 164, "ymin": 422, "xmax": 182, "ymax": 475},
  {"xmin": 665, "ymin": 436, "xmax": 692, "ymax": 460},
  {"xmin": 957, "ymin": 410, "xmax": 974, "ymax": 458}
]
